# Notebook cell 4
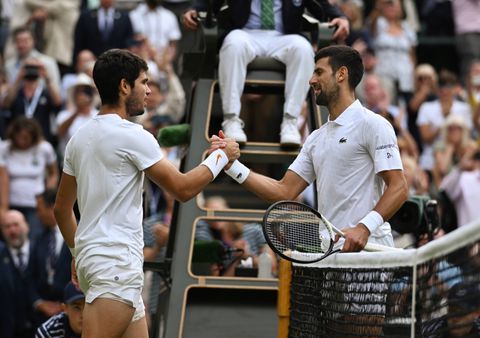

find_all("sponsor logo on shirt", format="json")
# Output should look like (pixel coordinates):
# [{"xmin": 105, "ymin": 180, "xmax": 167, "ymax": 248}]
[{"xmin": 339, "ymin": 137, "xmax": 347, "ymax": 143}]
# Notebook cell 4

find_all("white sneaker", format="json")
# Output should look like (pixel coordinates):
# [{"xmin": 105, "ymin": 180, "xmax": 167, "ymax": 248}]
[
  {"xmin": 280, "ymin": 117, "xmax": 301, "ymax": 147},
  {"xmin": 222, "ymin": 116, "xmax": 247, "ymax": 144}
]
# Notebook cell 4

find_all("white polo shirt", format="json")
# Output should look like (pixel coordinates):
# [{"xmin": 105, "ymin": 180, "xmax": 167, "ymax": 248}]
[
  {"xmin": 63, "ymin": 114, "xmax": 163, "ymax": 260},
  {"xmin": 289, "ymin": 100, "xmax": 403, "ymax": 245}
]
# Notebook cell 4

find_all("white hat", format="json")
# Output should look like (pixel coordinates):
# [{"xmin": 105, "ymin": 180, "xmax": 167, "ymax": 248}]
[{"xmin": 67, "ymin": 73, "xmax": 96, "ymax": 103}]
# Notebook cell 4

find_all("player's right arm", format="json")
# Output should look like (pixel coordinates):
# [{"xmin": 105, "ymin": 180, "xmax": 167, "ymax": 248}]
[
  {"xmin": 54, "ymin": 173, "xmax": 78, "ymax": 250},
  {"xmin": 145, "ymin": 139, "xmax": 240, "ymax": 202},
  {"xmin": 241, "ymin": 170, "xmax": 309, "ymax": 203}
]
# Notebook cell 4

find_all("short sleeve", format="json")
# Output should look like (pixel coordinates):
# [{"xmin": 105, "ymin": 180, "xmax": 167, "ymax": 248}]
[
  {"xmin": 167, "ymin": 11, "xmax": 182, "ymax": 41},
  {"xmin": 41, "ymin": 141, "xmax": 57, "ymax": 165},
  {"xmin": 63, "ymin": 139, "xmax": 75, "ymax": 176},
  {"xmin": 288, "ymin": 134, "xmax": 316, "ymax": 184},
  {"xmin": 416, "ymin": 103, "xmax": 432, "ymax": 126},
  {"xmin": 365, "ymin": 116, "xmax": 403, "ymax": 174},
  {"xmin": 0, "ymin": 142, "xmax": 6, "ymax": 166},
  {"xmin": 126, "ymin": 127, "xmax": 164, "ymax": 171}
]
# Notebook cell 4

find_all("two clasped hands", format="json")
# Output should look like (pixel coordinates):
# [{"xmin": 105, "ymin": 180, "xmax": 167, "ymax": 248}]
[{"xmin": 209, "ymin": 130, "xmax": 240, "ymax": 170}]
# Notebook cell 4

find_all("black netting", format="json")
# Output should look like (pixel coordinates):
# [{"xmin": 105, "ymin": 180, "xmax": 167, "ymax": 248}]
[{"xmin": 288, "ymin": 236, "xmax": 480, "ymax": 338}]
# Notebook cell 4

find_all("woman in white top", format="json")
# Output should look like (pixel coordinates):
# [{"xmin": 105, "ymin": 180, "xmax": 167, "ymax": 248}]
[
  {"xmin": 0, "ymin": 117, "xmax": 58, "ymax": 238},
  {"xmin": 369, "ymin": 0, "xmax": 417, "ymax": 103},
  {"xmin": 56, "ymin": 74, "xmax": 98, "ymax": 160}
]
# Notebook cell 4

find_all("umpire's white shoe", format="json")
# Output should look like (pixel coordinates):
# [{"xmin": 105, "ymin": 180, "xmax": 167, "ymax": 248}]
[
  {"xmin": 280, "ymin": 117, "xmax": 301, "ymax": 147},
  {"xmin": 222, "ymin": 116, "xmax": 247, "ymax": 144}
]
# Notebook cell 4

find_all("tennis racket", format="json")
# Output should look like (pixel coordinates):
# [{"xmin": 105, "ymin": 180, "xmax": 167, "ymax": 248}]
[{"xmin": 262, "ymin": 200, "xmax": 398, "ymax": 264}]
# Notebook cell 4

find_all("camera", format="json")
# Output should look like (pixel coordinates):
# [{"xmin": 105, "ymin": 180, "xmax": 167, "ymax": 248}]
[{"xmin": 23, "ymin": 64, "xmax": 40, "ymax": 80}]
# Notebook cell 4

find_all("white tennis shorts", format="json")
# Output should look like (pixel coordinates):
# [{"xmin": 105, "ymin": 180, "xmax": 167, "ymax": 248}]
[{"xmin": 76, "ymin": 244, "xmax": 145, "ymax": 322}]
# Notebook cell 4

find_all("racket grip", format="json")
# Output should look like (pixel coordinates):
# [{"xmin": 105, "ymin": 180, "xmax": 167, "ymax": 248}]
[{"xmin": 363, "ymin": 242, "xmax": 401, "ymax": 252}]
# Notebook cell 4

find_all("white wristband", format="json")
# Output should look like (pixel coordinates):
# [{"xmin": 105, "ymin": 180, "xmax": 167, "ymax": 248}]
[
  {"xmin": 359, "ymin": 210, "xmax": 384, "ymax": 234},
  {"xmin": 201, "ymin": 149, "xmax": 228, "ymax": 180},
  {"xmin": 224, "ymin": 160, "xmax": 250, "ymax": 184},
  {"xmin": 68, "ymin": 246, "xmax": 76, "ymax": 258}
]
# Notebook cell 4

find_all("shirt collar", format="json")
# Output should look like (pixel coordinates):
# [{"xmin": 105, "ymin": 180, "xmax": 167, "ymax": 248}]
[
  {"xmin": 328, "ymin": 99, "xmax": 362, "ymax": 126},
  {"xmin": 8, "ymin": 239, "xmax": 30, "ymax": 258}
]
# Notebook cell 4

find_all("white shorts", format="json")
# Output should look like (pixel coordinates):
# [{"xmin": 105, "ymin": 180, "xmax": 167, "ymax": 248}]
[{"xmin": 76, "ymin": 244, "xmax": 145, "ymax": 322}]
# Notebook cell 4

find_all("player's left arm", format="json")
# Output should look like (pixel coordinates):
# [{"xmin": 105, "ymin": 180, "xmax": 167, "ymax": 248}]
[
  {"xmin": 342, "ymin": 169, "xmax": 408, "ymax": 252},
  {"xmin": 53, "ymin": 173, "xmax": 78, "ymax": 250}
]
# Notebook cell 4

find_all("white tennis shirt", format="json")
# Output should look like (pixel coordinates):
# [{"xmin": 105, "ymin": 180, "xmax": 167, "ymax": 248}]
[
  {"xmin": 63, "ymin": 114, "xmax": 163, "ymax": 259},
  {"xmin": 289, "ymin": 100, "xmax": 403, "ymax": 244}
]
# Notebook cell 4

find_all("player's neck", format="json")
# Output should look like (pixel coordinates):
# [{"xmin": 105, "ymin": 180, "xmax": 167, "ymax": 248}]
[
  {"xmin": 98, "ymin": 104, "xmax": 128, "ymax": 119},
  {"xmin": 328, "ymin": 92, "xmax": 356, "ymax": 121}
]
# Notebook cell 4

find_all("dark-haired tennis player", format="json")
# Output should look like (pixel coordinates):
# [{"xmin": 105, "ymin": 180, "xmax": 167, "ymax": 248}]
[
  {"xmin": 54, "ymin": 49, "xmax": 239, "ymax": 338},
  {"xmin": 213, "ymin": 45, "xmax": 408, "ymax": 252}
]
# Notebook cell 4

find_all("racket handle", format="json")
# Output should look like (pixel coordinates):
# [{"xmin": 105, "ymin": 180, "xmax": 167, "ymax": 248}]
[
  {"xmin": 327, "ymin": 219, "xmax": 400, "ymax": 252},
  {"xmin": 331, "ymin": 224, "xmax": 400, "ymax": 252}
]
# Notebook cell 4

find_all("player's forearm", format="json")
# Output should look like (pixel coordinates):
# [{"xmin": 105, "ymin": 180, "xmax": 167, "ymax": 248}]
[
  {"xmin": 374, "ymin": 176, "xmax": 408, "ymax": 222},
  {"xmin": 242, "ymin": 172, "xmax": 294, "ymax": 203},
  {"xmin": 54, "ymin": 208, "xmax": 77, "ymax": 249}
]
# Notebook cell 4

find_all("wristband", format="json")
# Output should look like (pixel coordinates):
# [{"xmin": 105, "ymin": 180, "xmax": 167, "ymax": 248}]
[
  {"xmin": 201, "ymin": 149, "xmax": 228, "ymax": 180},
  {"xmin": 224, "ymin": 160, "xmax": 250, "ymax": 184},
  {"xmin": 359, "ymin": 210, "xmax": 384, "ymax": 234},
  {"xmin": 68, "ymin": 246, "xmax": 76, "ymax": 258}
]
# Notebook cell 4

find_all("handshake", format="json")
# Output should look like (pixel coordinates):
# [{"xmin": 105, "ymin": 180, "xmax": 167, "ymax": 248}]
[
  {"xmin": 209, "ymin": 130, "xmax": 240, "ymax": 170},
  {"xmin": 156, "ymin": 124, "xmax": 248, "ymax": 183}
]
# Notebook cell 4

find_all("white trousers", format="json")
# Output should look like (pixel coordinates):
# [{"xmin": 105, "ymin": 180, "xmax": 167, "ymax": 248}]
[{"xmin": 218, "ymin": 29, "xmax": 315, "ymax": 119}]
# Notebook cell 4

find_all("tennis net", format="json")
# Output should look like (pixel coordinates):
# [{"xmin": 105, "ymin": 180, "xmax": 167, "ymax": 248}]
[{"xmin": 288, "ymin": 219, "xmax": 480, "ymax": 338}]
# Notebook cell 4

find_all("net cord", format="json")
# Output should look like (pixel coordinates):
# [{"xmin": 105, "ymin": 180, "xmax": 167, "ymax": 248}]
[{"xmin": 293, "ymin": 218, "xmax": 480, "ymax": 269}]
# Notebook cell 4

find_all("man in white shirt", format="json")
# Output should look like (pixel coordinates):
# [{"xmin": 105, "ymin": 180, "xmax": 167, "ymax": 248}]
[
  {"xmin": 214, "ymin": 45, "xmax": 408, "ymax": 251},
  {"xmin": 129, "ymin": 0, "xmax": 182, "ymax": 56},
  {"xmin": 54, "ymin": 49, "xmax": 239, "ymax": 338}
]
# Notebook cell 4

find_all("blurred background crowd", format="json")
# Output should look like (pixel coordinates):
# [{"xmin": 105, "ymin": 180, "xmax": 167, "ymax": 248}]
[{"xmin": 0, "ymin": 0, "xmax": 479, "ymax": 337}]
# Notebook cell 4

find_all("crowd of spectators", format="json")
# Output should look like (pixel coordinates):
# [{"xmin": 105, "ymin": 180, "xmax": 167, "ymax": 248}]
[{"xmin": 0, "ymin": 0, "xmax": 479, "ymax": 336}]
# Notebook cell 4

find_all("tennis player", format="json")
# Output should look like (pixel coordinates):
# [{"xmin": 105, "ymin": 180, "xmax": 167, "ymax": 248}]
[
  {"xmin": 54, "ymin": 49, "xmax": 239, "ymax": 338},
  {"xmin": 214, "ymin": 45, "xmax": 408, "ymax": 252}
]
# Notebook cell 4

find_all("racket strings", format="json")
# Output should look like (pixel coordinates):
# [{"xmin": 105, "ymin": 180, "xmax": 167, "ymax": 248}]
[{"xmin": 265, "ymin": 203, "xmax": 332, "ymax": 257}]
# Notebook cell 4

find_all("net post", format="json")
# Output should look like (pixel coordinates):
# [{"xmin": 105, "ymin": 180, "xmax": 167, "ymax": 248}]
[
  {"xmin": 277, "ymin": 258, "xmax": 292, "ymax": 338},
  {"xmin": 410, "ymin": 261, "xmax": 417, "ymax": 338}
]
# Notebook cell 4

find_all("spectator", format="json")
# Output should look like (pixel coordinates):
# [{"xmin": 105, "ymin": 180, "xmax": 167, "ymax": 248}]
[
  {"xmin": 142, "ymin": 187, "xmax": 173, "ymax": 329},
  {"xmin": 0, "ymin": 209, "xmax": 37, "ymax": 338},
  {"xmin": 56, "ymin": 74, "xmax": 98, "ymax": 160},
  {"xmin": 182, "ymin": 0, "xmax": 349, "ymax": 146},
  {"xmin": 0, "ymin": 239, "xmax": 15, "ymax": 338},
  {"xmin": 126, "ymin": 34, "xmax": 164, "ymax": 84},
  {"xmin": 31, "ymin": 189, "xmax": 72, "ymax": 327},
  {"xmin": 368, "ymin": 0, "xmax": 417, "ymax": 104},
  {"xmin": 401, "ymin": 154, "xmax": 429, "ymax": 196},
  {"xmin": 135, "ymin": 76, "xmax": 185, "ymax": 129},
  {"xmin": 129, "ymin": 0, "xmax": 182, "ymax": 57},
  {"xmin": 417, "ymin": 70, "xmax": 472, "ymax": 180},
  {"xmin": 72, "ymin": 0, "xmax": 134, "ymax": 62},
  {"xmin": 195, "ymin": 196, "xmax": 275, "ymax": 277},
  {"xmin": 465, "ymin": 60, "xmax": 480, "ymax": 134},
  {"xmin": 8, "ymin": 0, "xmax": 80, "ymax": 73},
  {"xmin": 362, "ymin": 73, "xmax": 418, "ymax": 159},
  {"xmin": 4, "ymin": 26, "xmax": 61, "ymax": 92},
  {"xmin": 433, "ymin": 114, "xmax": 477, "ymax": 188},
  {"xmin": 0, "ymin": 0, "xmax": 14, "ymax": 56},
  {"xmin": 60, "ymin": 49, "xmax": 96, "ymax": 103},
  {"xmin": 440, "ymin": 150, "xmax": 480, "ymax": 229},
  {"xmin": 422, "ymin": 281, "xmax": 480, "ymax": 338},
  {"xmin": 0, "ymin": 118, "xmax": 58, "ymax": 238},
  {"xmin": 2, "ymin": 57, "xmax": 62, "ymax": 144},
  {"xmin": 0, "ymin": 138, "xmax": 8, "ymax": 220},
  {"xmin": 407, "ymin": 63, "xmax": 438, "ymax": 152},
  {"xmin": 35, "ymin": 282, "xmax": 85, "ymax": 338},
  {"xmin": 452, "ymin": 0, "xmax": 480, "ymax": 84}
]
